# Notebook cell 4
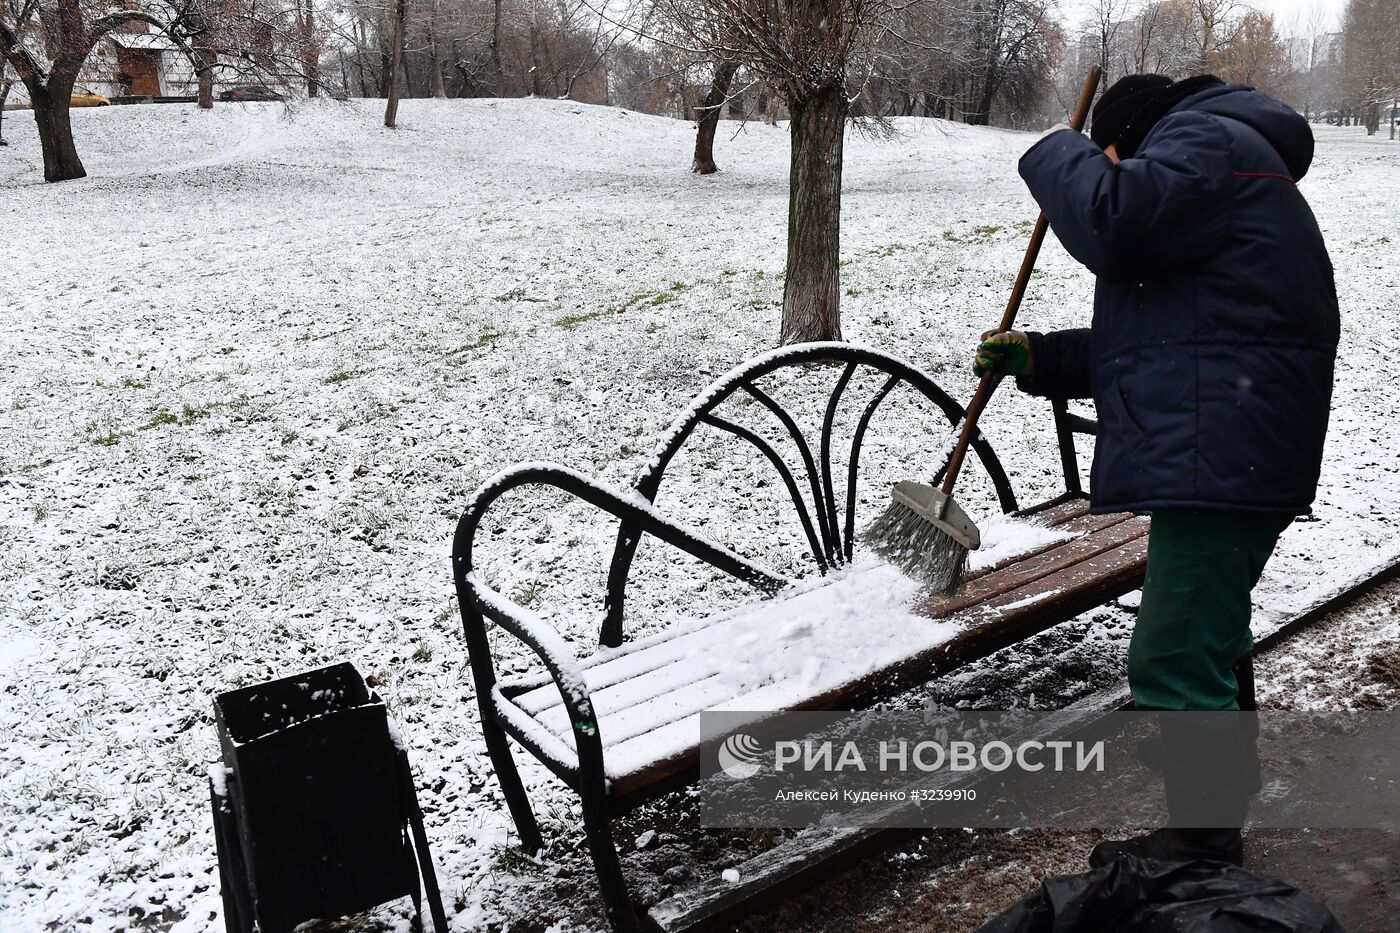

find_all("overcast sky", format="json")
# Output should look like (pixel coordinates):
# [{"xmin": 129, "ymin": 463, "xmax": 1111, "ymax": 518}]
[
  {"xmin": 1062, "ymin": 0, "xmax": 1346, "ymax": 33},
  {"xmin": 1246, "ymin": 0, "xmax": 1345, "ymax": 30}
]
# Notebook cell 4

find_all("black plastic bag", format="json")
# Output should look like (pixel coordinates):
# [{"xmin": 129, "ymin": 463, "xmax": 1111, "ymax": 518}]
[{"xmin": 977, "ymin": 855, "xmax": 1344, "ymax": 933}]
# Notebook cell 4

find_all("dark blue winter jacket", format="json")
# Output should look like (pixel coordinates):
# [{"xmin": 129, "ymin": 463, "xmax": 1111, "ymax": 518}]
[{"xmin": 1016, "ymin": 84, "xmax": 1338, "ymax": 515}]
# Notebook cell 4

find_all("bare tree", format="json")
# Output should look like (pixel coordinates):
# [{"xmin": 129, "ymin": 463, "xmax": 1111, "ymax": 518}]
[
  {"xmin": 1192, "ymin": 0, "xmax": 1242, "ymax": 65},
  {"xmin": 1085, "ymin": 0, "xmax": 1133, "ymax": 84},
  {"xmin": 691, "ymin": 58, "xmax": 738, "ymax": 173},
  {"xmin": 1340, "ymin": 0, "xmax": 1399, "ymax": 135},
  {"xmin": 656, "ymin": 0, "xmax": 904, "ymax": 344},
  {"xmin": 384, "ymin": 0, "xmax": 406, "ymax": 123},
  {"xmin": 770, "ymin": 0, "xmax": 857, "ymax": 343},
  {"xmin": 295, "ymin": 0, "xmax": 322, "ymax": 96},
  {"xmin": 154, "ymin": 0, "xmax": 337, "ymax": 108},
  {"xmin": 329, "ymin": 0, "xmax": 643, "ymax": 102},
  {"xmin": 1212, "ymin": 10, "xmax": 1289, "ymax": 96},
  {"xmin": 858, "ymin": 0, "xmax": 1060, "ymax": 126},
  {"xmin": 151, "ymin": 0, "xmax": 226, "ymax": 109},
  {"xmin": 960, "ymin": 0, "xmax": 1059, "ymax": 125},
  {"xmin": 1123, "ymin": 0, "xmax": 1211, "ymax": 75},
  {"xmin": 190, "ymin": 15, "xmax": 219, "ymax": 108}
]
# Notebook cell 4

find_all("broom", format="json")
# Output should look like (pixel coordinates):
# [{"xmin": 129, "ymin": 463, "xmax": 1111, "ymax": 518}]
[{"xmin": 864, "ymin": 65, "xmax": 1103, "ymax": 594}]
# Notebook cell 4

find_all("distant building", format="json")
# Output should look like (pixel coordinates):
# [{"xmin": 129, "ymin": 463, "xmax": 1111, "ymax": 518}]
[
  {"xmin": 104, "ymin": 30, "xmax": 189, "ymax": 98},
  {"xmin": 1316, "ymin": 33, "xmax": 1342, "ymax": 67},
  {"xmin": 1287, "ymin": 32, "xmax": 1342, "ymax": 73},
  {"xmin": 5, "ymin": 25, "xmax": 239, "ymax": 105}
]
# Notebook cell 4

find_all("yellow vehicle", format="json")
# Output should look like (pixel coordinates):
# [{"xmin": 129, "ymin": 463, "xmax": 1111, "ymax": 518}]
[
  {"xmin": 70, "ymin": 86, "xmax": 112, "ymax": 107},
  {"xmin": 1, "ymin": 86, "xmax": 111, "ymax": 110}
]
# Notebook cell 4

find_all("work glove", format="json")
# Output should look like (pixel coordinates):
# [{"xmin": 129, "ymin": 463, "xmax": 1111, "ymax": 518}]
[
  {"xmin": 973, "ymin": 329, "xmax": 1033, "ymax": 377},
  {"xmin": 1037, "ymin": 122, "xmax": 1072, "ymax": 141}
]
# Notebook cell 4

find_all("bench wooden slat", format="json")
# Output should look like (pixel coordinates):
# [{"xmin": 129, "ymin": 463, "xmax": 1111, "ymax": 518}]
[
  {"xmin": 963, "ymin": 507, "xmax": 1128, "ymax": 582},
  {"xmin": 512, "ymin": 623, "xmax": 731, "ymax": 716},
  {"xmin": 953, "ymin": 534, "xmax": 1150, "ymax": 636},
  {"xmin": 926, "ymin": 515, "xmax": 1149, "ymax": 617},
  {"xmin": 536, "ymin": 670, "xmax": 734, "ymax": 749},
  {"xmin": 1018, "ymin": 498, "xmax": 1092, "ymax": 526},
  {"xmin": 528, "ymin": 664, "xmax": 727, "ymax": 732}
]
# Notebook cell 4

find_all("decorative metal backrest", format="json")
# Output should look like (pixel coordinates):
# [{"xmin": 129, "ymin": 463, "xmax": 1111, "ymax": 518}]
[{"xmin": 598, "ymin": 342, "xmax": 1019, "ymax": 647}]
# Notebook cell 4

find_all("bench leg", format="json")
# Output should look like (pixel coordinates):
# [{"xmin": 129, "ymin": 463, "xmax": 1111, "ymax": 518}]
[
  {"xmin": 481, "ymin": 714, "xmax": 543, "ymax": 853},
  {"xmin": 582, "ymin": 793, "xmax": 639, "ymax": 933}
]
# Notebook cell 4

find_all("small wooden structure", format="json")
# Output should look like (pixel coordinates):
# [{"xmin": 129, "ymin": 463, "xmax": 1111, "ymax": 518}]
[{"xmin": 453, "ymin": 344, "xmax": 1148, "ymax": 932}]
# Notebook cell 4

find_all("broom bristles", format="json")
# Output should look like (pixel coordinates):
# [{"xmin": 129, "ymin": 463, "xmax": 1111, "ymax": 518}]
[{"xmin": 862, "ymin": 500, "xmax": 971, "ymax": 594}]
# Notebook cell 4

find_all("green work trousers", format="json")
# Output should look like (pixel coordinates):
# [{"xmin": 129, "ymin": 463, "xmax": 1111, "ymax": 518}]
[{"xmin": 1128, "ymin": 510, "xmax": 1293, "ymax": 711}]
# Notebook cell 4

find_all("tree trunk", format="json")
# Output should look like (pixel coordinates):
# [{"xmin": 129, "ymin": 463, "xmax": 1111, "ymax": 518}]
[
  {"xmin": 430, "ymin": 54, "xmax": 446, "ymax": 100},
  {"xmin": 0, "ymin": 79, "xmax": 11, "ymax": 144},
  {"xmin": 384, "ymin": 0, "xmax": 405, "ymax": 126},
  {"xmin": 196, "ymin": 50, "xmax": 215, "ymax": 109},
  {"xmin": 301, "ymin": 0, "xmax": 320, "ymax": 97},
  {"xmin": 31, "ymin": 75, "xmax": 86, "ymax": 182},
  {"xmin": 528, "ymin": 17, "xmax": 544, "ymax": 97},
  {"xmin": 489, "ymin": 0, "xmax": 505, "ymax": 94},
  {"xmin": 780, "ymin": 83, "xmax": 846, "ymax": 345},
  {"xmin": 692, "ymin": 59, "xmax": 738, "ymax": 175},
  {"xmin": 968, "ymin": 72, "xmax": 998, "ymax": 126},
  {"xmin": 429, "ymin": 0, "xmax": 447, "ymax": 99}
]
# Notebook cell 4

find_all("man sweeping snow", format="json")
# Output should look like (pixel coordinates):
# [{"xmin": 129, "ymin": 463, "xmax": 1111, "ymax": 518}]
[{"xmin": 974, "ymin": 74, "xmax": 1339, "ymax": 866}]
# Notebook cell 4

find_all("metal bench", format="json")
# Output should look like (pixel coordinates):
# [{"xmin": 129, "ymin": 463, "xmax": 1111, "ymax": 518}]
[{"xmin": 452, "ymin": 343, "xmax": 1146, "ymax": 932}]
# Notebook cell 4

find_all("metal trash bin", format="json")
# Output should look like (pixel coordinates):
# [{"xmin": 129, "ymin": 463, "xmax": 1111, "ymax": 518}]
[{"xmin": 209, "ymin": 662, "xmax": 447, "ymax": 932}]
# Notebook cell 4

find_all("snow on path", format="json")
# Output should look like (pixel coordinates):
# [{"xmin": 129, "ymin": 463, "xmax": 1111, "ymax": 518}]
[{"xmin": 0, "ymin": 99, "xmax": 1395, "ymax": 930}]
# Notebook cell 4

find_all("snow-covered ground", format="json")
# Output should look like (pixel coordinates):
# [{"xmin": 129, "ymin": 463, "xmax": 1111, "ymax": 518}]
[{"xmin": 1, "ymin": 99, "xmax": 1396, "ymax": 931}]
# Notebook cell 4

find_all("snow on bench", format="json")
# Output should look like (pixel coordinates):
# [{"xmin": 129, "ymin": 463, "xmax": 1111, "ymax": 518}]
[
  {"xmin": 496, "ymin": 563, "xmax": 951, "ymax": 786},
  {"xmin": 492, "ymin": 500, "xmax": 1150, "ymax": 795}
]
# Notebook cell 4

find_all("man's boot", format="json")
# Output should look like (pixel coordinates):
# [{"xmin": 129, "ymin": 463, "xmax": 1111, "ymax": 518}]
[{"xmin": 1090, "ymin": 710, "xmax": 1253, "ymax": 868}]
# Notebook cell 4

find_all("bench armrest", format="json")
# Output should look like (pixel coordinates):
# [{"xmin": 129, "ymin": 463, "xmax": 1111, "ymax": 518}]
[{"xmin": 466, "ymin": 572, "xmax": 597, "ymax": 776}]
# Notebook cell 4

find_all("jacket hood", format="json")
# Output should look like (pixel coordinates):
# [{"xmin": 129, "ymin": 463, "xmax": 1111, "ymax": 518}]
[{"xmin": 1172, "ymin": 84, "xmax": 1314, "ymax": 180}]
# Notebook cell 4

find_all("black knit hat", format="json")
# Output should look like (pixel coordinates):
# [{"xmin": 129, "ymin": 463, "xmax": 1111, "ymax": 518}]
[
  {"xmin": 1090, "ymin": 74, "xmax": 1173, "ymax": 153},
  {"xmin": 1090, "ymin": 73, "xmax": 1226, "ymax": 159}
]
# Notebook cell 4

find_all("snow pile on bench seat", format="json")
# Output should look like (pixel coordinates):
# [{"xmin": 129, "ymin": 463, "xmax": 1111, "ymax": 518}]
[
  {"xmin": 495, "ymin": 563, "xmax": 961, "ymax": 782},
  {"xmin": 968, "ymin": 511, "xmax": 1079, "ymax": 572}
]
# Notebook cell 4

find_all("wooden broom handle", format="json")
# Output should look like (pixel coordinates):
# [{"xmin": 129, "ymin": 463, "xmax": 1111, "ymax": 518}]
[{"xmin": 939, "ymin": 65, "xmax": 1103, "ymax": 500}]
